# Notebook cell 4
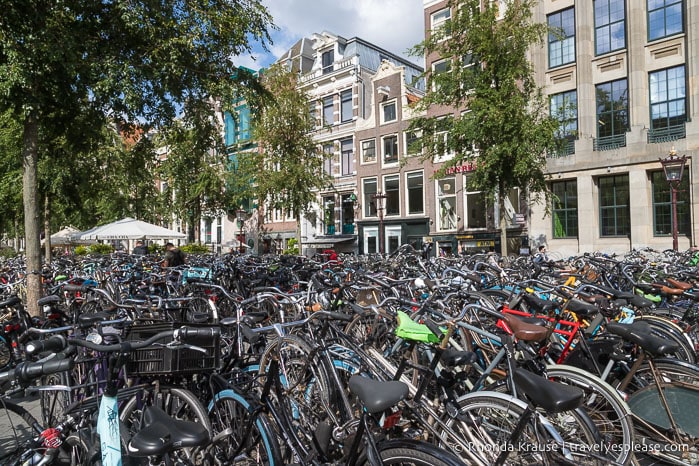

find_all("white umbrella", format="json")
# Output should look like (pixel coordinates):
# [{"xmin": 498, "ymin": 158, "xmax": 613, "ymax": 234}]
[{"xmin": 74, "ymin": 217, "xmax": 186, "ymax": 241}]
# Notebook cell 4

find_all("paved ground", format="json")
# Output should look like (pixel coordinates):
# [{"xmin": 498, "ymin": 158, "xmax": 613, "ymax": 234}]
[{"xmin": 0, "ymin": 391, "xmax": 43, "ymax": 460}]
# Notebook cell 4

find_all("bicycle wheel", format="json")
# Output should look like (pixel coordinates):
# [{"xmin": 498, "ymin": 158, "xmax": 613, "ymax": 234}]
[
  {"xmin": 0, "ymin": 398, "xmax": 44, "ymax": 463},
  {"xmin": 120, "ymin": 385, "xmax": 212, "ymax": 463},
  {"xmin": 635, "ymin": 315, "xmax": 696, "ymax": 363},
  {"xmin": 614, "ymin": 358, "xmax": 699, "ymax": 395},
  {"xmin": 361, "ymin": 438, "xmax": 472, "ymax": 466},
  {"xmin": 207, "ymin": 388, "xmax": 282, "ymax": 465},
  {"xmin": 546, "ymin": 364, "xmax": 635, "ymax": 466},
  {"xmin": 446, "ymin": 391, "xmax": 606, "ymax": 465}
]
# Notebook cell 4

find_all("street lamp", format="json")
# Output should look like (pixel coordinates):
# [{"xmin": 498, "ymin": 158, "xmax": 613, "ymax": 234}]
[
  {"xmin": 235, "ymin": 207, "xmax": 247, "ymax": 253},
  {"xmin": 660, "ymin": 147, "xmax": 687, "ymax": 251},
  {"xmin": 372, "ymin": 192, "xmax": 387, "ymax": 254}
]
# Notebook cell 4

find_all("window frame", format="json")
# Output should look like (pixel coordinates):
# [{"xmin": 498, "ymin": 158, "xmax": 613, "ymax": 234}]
[
  {"xmin": 548, "ymin": 7, "xmax": 576, "ymax": 69},
  {"xmin": 463, "ymin": 174, "xmax": 487, "ymax": 229},
  {"xmin": 384, "ymin": 174, "xmax": 400, "ymax": 217},
  {"xmin": 651, "ymin": 170, "xmax": 690, "ymax": 237},
  {"xmin": 596, "ymin": 78, "xmax": 629, "ymax": 139},
  {"xmin": 323, "ymin": 95, "xmax": 334, "ymax": 126},
  {"xmin": 323, "ymin": 143, "xmax": 334, "ymax": 176},
  {"xmin": 363, "ymin": 178, "xmax": 378, "ymax": 218},
  {"xmin": 647, "ymin": 0, "xmax": 683, "ymax": 41},
  {"xmin": 594, "ymin": 0, "xmax": 626, "ymax": 56},
  {"xmin": 598, "ymin": 174, "xmax": 630, "ymax": 237},
  {"xmin": 406, "ymin": 171, "xmax": 424, "ymax": 215},
  {"xmin": 340, "ymin": 138, "xmax": 354, "ymax": 176},
  {"xmin": 437, "ymin": 177, "xmax": 457, "ymax": 232},
  {"xmin": 340, "ymin": 89, "xmax": 353, "ymax": 123},
  {"xmin": 321, "ymin": 49, "xmax": 334, "ymax": 74},
  {"xmin": 551, "ymin": 179, "xmax": 579, "ymax": 238},
  {"xmin": 382, "ymin": 134, "xmax": 399, "ymax": 165},
  {"xmin": 361, "ymin": 138, "xmax": 376, "ymax": 164},
  {"xmin": 649, "ymin": 65, "xmax": 686, "ymax": 131},
  {"xmin": 380, "ymin": 99, "xmax": 397, "ymax": 124}
]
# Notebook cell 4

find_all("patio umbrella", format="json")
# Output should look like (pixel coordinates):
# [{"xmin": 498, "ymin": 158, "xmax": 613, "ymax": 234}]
[{"xmin": 74, "ymin": 217, "xmax": 186, "ymax": 241}]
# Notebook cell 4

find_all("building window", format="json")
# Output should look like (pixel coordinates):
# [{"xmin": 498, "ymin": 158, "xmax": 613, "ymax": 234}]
[
  {"xmin": 204, "ymin": 218, "xmax": 212, "ymax": 244},
  {"xmin": 341, "ymin": 194, "xmax": 355, "ymax": 234},
  {"xmin": 550, "ymin": 90, "xmax": 577, "ymax": 156},
  {"xmin": 323, "ymin": 96, "xmax": 334, "ymax": 126},
  {"xmin": 385, "ymin": 175, "xmax": 400, "ymax": 216},
  {"xmin": 648, "ymin": 0, "xmax": 683, "ymax": 41},
  {"xmin": 552, "ymin": 180, "xmax": 578, "ymax": 238},
  {"xmin": 340, "ymin": 138, "xmax": 354, "ymax": 176},
  {"xmin": 323, "ymin": 143, "xmax": 334, "ymax": 176},
  {"xmin": 464, "ymin": 175, "xmax": 487, "ymax": 229},
  {"xmin": 404, "ymin": 131, "xmax": 420, "ymax": 155},
  {"xmin": 323, "ymin": 196, "xmax": 335, "ymax": 234},
  {"xmin": 361, "ymin": 138, "xmax": 376, "ymax": 163},
  {"xmin": 382, "ymin": 135, "xmax": 399, "ymax": 164},
  {"xmin": 652, "ymin": 170, "xmax": 690, "ymax": 236},
  {"xmin": 594, "ymin": 0, "xmax": 626, "ymax": 55},
  {"xmin": 437, "ymin": 177, "xmax": 457, "ymax": 231},
  {"xmin": 340, "ymin": 89, "xmax": 353, "ymax": 122},
  {"xmin": 431, "ymin": 7, "xmax": 451, "ymax": 34},
  {"xmin": 599, "ymin": 174, "xmax": 630, "ymax": 237},
  {"xmin": 548, "ymin": 8, "xmax": 575, "ymax": 68},
  {"xmin": 649, "ymin": 65, "xmax": 686, "ymax": 132},
  {"xmin": 407, "ymin": 171, "xmax": 424, "ymax": 215},
  {"xmin": 596, "ymin": 78, "xmax": 628, "ymax": 148},
  {"xmin": 381, "ymin": 100, "xmax": 397, "ymax": 124},
  {"xmin": 431, "ymin": 59, "xmax": 450, "ymax": 91},
  {"xmin": 363, "ymin": 178, "xmax": 377, "ymax": 217},
  {"xmin": 321, "ymin": 49, "xmax": 334, "ymax": 74},
  {"xmin": 309, "ymin": 102, "xmax": 317, "ymax": 127}
]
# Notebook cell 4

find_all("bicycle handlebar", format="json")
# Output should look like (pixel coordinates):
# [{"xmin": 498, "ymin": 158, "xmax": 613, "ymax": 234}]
[{"xmin": 0, "ymin": 358, "xmax": 74, "ymax": 385}]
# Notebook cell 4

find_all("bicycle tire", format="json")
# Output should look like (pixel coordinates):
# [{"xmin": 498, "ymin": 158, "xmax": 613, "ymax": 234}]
[
  {"xmin": 546, "ymin": 364, "xmax": 635, "ymax": 466},
  {"xmin": 0, "ymin": 398, "xmax": 44, "ymax": 463},
  {"xmin": 447, "ymin": 390, "xmax": 606, "ymax": 465},
  {"xmin": 614, "ymin": 357, "xmax": 699, "ymax": 395},
  {"xmin": 361, "ymin": 438, "xmax": 472, "ymax": 466},
  {"xmin": 257, "ymin": 334, "xmax": 335, "ymax": 439},
  {"xmin": 634, "ymin": 315, "xmax": 696, "ymax": 364},
  {"xmin": 207, "ymin": 388, "xmax": 282, "ymax": 465}
]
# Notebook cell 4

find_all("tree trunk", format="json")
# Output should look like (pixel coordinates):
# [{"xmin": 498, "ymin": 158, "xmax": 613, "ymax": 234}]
[
  {"xmin": 44, "ymin": 194, "xmax": 51, "ymax": 263},
  {"xmin": 22, "ymin": 113, "xmax": 42, "ymax": 317}
]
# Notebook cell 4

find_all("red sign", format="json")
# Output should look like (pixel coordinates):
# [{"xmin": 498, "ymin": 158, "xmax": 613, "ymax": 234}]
[{"xmin": 445, "ymin": 161, "xmax": 477, "ymax": 174}]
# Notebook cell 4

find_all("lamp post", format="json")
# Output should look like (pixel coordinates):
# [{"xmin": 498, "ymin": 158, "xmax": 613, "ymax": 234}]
[
  {"xmin": 235, "ymin": 207, "xmax": 247, "ymax": 253},
  {"xmin": 372, "ymin": 192, "xmax": 387, "ymax": 254},
  {"xmin": 660, "ymin": 147, "xmax": 687, "ymax": 251}
]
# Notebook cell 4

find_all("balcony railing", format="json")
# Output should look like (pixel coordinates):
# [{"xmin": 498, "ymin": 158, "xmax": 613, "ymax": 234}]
[
  {"xmin": 648, "ymin": 123, "xmax": 686, "ymax": 144},
  {"xmin": 593, "ymin": 133, "xmax": 626, "ymax": 151},
  {"xmin": 549, "ymin": 136, "xmax": 576, "ymax": 158}
]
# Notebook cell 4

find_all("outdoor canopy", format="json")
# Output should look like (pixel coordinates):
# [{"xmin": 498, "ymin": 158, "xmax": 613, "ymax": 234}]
[
  {"xmin": 42, "ymin": 226, "xmax": 92, "ymax": 246},
  {"xmin": 73, "ymin": 217, "xmax": 186, "ymax": 241}
]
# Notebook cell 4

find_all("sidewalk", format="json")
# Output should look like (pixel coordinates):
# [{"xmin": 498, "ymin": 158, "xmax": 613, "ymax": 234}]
[{"xmin": 0, "ymin": 391, "xmax": 42, "ymax": 458}]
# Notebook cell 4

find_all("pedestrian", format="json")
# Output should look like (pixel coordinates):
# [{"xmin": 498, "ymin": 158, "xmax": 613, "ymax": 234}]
[
  {"xmin": 533, "ymin": 245, "xmax": 549, "ymax": 264},
  {"xmin": 132, "ymin": 240, "xmax": 148, "ymax": 255},
  {"xmin": 162, "ymin": 242, "xmax": 186, "ymax": 267}
]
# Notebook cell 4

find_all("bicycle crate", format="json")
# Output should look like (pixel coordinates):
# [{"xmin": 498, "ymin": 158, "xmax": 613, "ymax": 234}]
[{"xmin": 125, "ymin": 322, "xmax": 220, "ymax": 376}]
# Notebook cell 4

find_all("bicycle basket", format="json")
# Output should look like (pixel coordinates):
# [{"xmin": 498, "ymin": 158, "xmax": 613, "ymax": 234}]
[{"xmin": 125, "ymin": 322, "xmax": 220, "ymax": 376}]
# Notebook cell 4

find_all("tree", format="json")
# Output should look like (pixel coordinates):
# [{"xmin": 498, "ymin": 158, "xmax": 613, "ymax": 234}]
[
  {"xmin": 0, "ymin": 1, "xmax": 273, "ymax": 315},
  {"xmin": 240, "ymin": 63, "xmax": 330, "ymax": 249},
  {"xmin": 409, "ymin": 0, "xmax": 559, "ymax": 255}
]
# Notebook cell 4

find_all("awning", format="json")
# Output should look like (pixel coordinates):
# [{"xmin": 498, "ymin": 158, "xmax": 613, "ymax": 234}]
[{"xmin": 303, "ymin": 236, "xmax": 355, "ymax": 249}]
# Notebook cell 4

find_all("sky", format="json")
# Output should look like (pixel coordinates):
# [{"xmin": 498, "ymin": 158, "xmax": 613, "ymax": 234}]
[{"xmin": 234, "ymin": 0, "xmax": 426, "ymax": 70}]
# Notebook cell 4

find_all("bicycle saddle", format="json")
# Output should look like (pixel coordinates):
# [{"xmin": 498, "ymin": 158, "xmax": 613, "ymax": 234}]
[
  {"xmin": 513, "ymin": 368, "xmax": 584, "ymax": 413},
  {"xmin": 563, "ymin": 298, "xmax": 599, "ymax": 318},
  {"xmin": 605, "ymin": 322, "xmax": 680, "ymax": 356},
  {"xmin": 127, "ymin": 405, "xmax": 210, "ymax": 457},
  {"xmin": 348, "ymin": 375, "xmax": 409, "ymax": 414},
  {"xmin": 440, "ymin": 348, "xmax": 478, "ymax": 367},
  {"xmin": 500, "ymin": 313, "xmax": 549, "ymax": 342}
]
